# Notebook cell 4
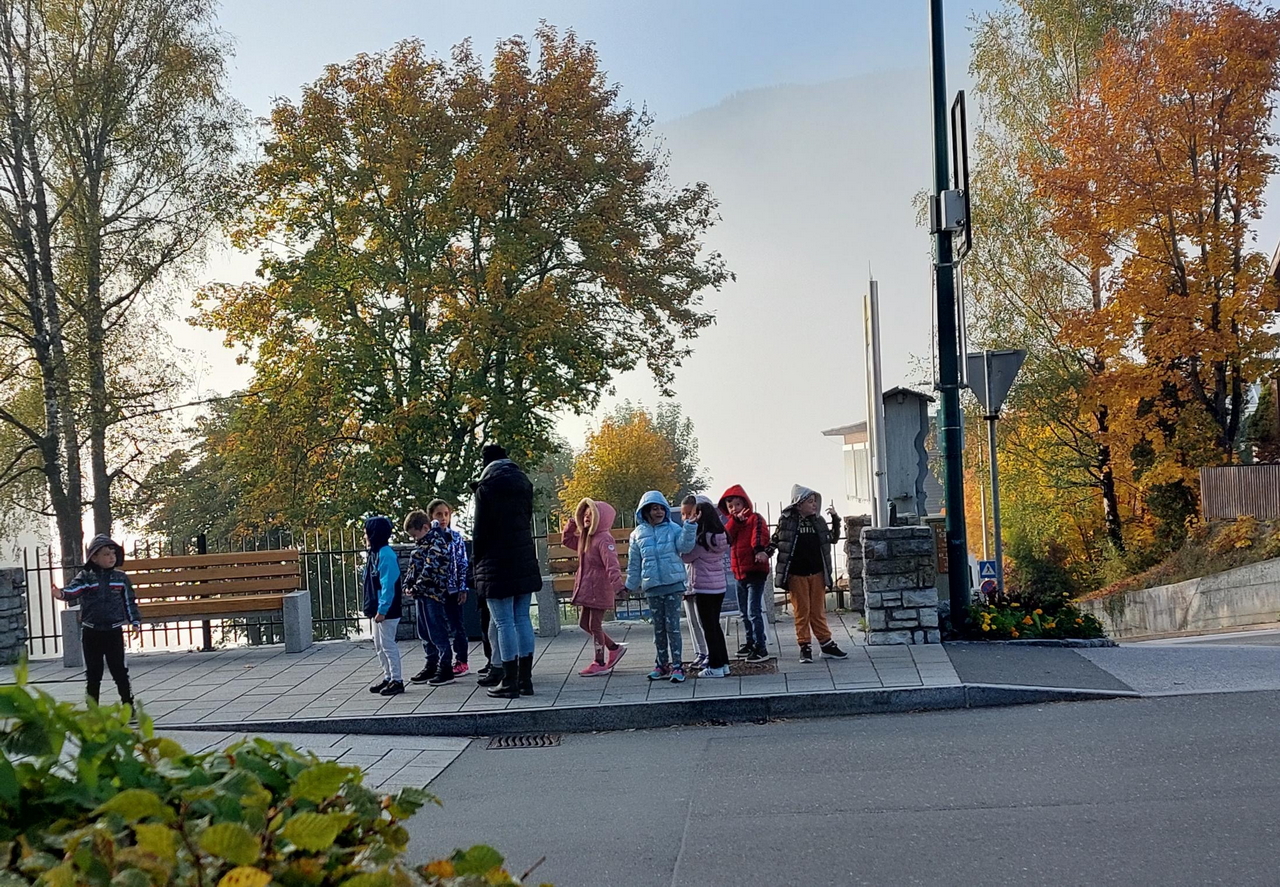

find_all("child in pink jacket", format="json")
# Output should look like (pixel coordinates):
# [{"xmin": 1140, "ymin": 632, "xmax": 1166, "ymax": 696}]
[{"xmin": 563, "ymin": 498, "xmax": 627, "ymax": 676}]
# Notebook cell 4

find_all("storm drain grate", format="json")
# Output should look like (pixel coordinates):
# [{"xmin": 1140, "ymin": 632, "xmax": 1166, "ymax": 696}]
[
  {"xmin": 487, "ymin": 733, "xmax": 562, "ymax": 750},
  {"xmin": 730, "ymin": 661, "xmax": 778, "ymax": 676}
]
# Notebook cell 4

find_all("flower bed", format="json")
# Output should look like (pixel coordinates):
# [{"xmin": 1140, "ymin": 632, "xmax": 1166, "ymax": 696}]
[{"xmin": 965, "ymin": 586, "xmax": 1106, "ymax": 641}]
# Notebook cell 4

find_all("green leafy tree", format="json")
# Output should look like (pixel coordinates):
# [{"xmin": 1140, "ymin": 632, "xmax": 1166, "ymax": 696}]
[{"xmin": 199, "ymin": 27, "xmax": 730, "ymax": 527}]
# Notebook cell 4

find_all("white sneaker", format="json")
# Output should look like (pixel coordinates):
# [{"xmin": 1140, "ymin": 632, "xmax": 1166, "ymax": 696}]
[{"xmin": 700, "ymin": 665, "xmax": 729, "ymax": 678}]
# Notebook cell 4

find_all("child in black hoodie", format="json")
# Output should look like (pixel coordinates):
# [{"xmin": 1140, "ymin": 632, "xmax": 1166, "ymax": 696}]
[{"xmin": 54, "ymin": 535, "xmax": 141, "ymax": 707}]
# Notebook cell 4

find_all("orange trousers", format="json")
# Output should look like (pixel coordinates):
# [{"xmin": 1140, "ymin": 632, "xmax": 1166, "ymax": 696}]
[{"xmin": 788, "ymin": 572, "xmax": 831, "ymax": 645}]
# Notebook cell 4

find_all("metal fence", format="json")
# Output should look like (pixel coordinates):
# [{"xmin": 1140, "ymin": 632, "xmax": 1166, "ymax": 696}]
[{"xmin": 1200, "ymin": 465, "xmax": 1280, "ymax": 521}]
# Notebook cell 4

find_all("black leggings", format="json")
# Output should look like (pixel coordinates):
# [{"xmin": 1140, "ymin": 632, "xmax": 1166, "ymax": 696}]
[
  {"xmin": 83, "ymin": 627, "xmax": 132, "ymax": 704},
  {"xmin": 478, "ymin": 595, "xmax": 492, "ymax": 663},
  {"xmin": 693, "ymin": 593, "xmax": 730, "ymax": 669}
]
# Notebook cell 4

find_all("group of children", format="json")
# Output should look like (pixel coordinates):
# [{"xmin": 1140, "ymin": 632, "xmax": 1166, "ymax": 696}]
[{"xmin": 568, "ymin": 483, "xmax": 848, "ymax": 683}]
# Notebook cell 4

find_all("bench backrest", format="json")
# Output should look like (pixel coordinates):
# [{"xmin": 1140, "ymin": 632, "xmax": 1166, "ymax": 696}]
[
  {"xmin": 546, "ymin": 528, "xmax": 630, "ymax": 594},
  {"xmin": 126, "ymin": 549, "xmax": 302, "ymax": 601}
]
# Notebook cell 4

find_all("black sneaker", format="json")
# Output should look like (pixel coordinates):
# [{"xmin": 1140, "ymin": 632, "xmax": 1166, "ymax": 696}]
[
  {"xmin": 410, "ymin": 666, "xmax": 436, "ymax": 684},
  {"xmin": 379, "ymin": 680, "xmax": 406, "ymax": 696},
  {"xmin": 746, "ymin": 646, "xmax": 772, "ymax": 664},
  {"xmin": 736, "ymin": 643, "xmax": 753, "ymax": 658},
  {"xmin": 427, "ymin": 669, "xmax": 455, "ymax": 686},
  {"xmin": 799, "ymin": 644, "xmax": 813, "ymax": 663},
  {"xmin": 477, "ymin": 663, "xmax": 492, "ymax": 677},
  {"xmin": 820, "ymin": 641, "xmax": 849, "ymax": 660},
  {"xmin": 369, "ymin": 679, "xmax": 389, "ymax": 694}
]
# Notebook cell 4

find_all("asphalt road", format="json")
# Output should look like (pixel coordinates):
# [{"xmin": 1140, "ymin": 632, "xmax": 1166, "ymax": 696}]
[{"xmin": 406, "ymin": 693, "xmax": 1280, "ymax": 886}]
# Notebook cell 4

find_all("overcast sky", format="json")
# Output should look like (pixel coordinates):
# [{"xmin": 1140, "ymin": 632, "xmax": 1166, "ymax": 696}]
[{"xmin": 171, "ymin": 0, "xmax": 1280, "ymax": 520}]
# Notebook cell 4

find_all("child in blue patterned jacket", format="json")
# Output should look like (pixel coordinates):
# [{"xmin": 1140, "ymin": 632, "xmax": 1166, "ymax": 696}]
[{"xmin": 625, "ymin": 491, "xmax": 697, "ymax": 683}]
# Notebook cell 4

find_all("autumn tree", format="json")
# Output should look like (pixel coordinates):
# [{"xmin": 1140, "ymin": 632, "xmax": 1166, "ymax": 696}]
[
  {"xmin": 0, "ymin": 0, "xmax": 239, "ymax": 569},
  {"xmin": 199, "ymin": 28, "xmax": 730, "ymax": 527},
  {"xmin": 966, "ymin": 0, "xmax": 1161, "ymax": 562},
  {"xmin": 1035, "ymin": 0, "xmax": 1280, "ymax": 536},
  {"xmin": 609, "ymin": 401, "xmax": 708, "ymax": 500},
  {"xmin": 558, "ymin": 411, "xmax": 679, "ymax": 519}
]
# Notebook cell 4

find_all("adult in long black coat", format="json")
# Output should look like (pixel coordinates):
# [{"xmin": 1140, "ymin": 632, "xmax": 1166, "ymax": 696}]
[{"xmin": 470, "ymin": 444, "xmax": 542, "ymax": 698}]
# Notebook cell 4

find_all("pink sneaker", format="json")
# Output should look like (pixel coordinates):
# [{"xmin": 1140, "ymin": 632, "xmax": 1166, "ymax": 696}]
[
  {"xmin": 605, "ymin": 644, "xmax": 628, "ymax": 669},
  {"xmin": 452, "ymin": 662, "xmax": 469, "ymax": 676},
  {"xmin": 579, "ymin": 661, "xmax": 611, "ymax": 677}
]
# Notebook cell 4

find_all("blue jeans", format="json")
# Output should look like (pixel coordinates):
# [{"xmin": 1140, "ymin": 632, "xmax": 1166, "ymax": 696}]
[
  {"xmin": 443, "ymin": 594, "xmax": 469, "ymax": 664},
  {"xmin": 648, "ymin": 592, "xmax": 683, "ymax": 667},
  {"xmin": 414, "ymin": 597, "xmax": 439, "ymax": 667},
  {"xmin": 736, "ymin": 575, "xmax": 768, "ymax": 649},
  {"xmin": 488, "ymin": 594, "xmax": 534, "ymax": 660},
  {"xmin": 422, "ymin": 597, "xmax": 454, "ymax": 671}
]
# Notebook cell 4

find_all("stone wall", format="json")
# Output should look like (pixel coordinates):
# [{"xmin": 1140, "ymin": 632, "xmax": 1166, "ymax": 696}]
[
  {"xmin": 861, "ymin": 526, "xmax": 941, "ymax": 645},
  {"xmin": 843, "ymin": 515, "xmax": 870, "ymax": 613},
  {"xmin": 0, "ymin": 567, "xmax": 29, "ymax": 665}
]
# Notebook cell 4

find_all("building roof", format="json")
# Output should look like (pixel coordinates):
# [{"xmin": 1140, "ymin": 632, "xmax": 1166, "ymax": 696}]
[
  {"xmin": 821, "ymin": 420, "xmax": 867, "ymax": 438},
  {"xmin": 883, "ymin": 386, "xmax": 936, "ymax": 403}
]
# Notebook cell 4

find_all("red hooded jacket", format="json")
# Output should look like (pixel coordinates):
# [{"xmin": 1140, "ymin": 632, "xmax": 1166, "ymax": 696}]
[{"xmin": 717, "ymin": 484, "xmax": 771, "ymax": 580}]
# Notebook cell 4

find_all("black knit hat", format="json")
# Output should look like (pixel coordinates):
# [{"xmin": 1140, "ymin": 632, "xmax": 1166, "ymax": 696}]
[{"xmin": 481, "ymin": 444, "xmax": 508, "ymax": 466}]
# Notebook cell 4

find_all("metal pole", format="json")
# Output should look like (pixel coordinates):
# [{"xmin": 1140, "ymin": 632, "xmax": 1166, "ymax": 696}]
[
  {"xmin": 986, "ymin": 416, "xmax": 1005, "ymax": 592},
  {"xmin": 978, "ymin": 443, "xmax": 990, "ymax": 561},
  {"xmin": 197, "ymin": 533, "xmax": 213, "ymax": 652},
  {"xmin": 866, "ymin": 282, "xmax": 890, "ymax": 527},
  {"xmin": 930, "ymin": 0, "xmax": 971, "ymax": 621}
]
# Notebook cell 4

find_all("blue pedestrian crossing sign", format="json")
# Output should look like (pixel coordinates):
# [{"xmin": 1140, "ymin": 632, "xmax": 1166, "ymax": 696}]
[{"xmin": 978, "ymin": 560, "xmax": 997, "ymax": 581}]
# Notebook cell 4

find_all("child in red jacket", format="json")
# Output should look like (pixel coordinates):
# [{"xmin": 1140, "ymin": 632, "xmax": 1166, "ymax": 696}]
[
  {"xmin": 718, "ymin": 484, "xmax": 773, "ymax": 662},
  {"xmin": 563, "ymin": 499, "xmax": 627, "ymax": 676}
]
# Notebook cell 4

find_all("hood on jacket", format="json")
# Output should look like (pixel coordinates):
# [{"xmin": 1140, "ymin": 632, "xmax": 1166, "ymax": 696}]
[
  {"xmin": 576, "ymin": 499, "xmax": 618, "ymax": 538},
  {"xmin": 717, "ymin": 484, "xmax": 755, "ymax": 514},
  {"xmin": 85, "ymin": 534, "xmax": 125, "ymax": 569},
  {"xmin": 784, "ymin": 484, "xmax": 821, "ymax": 514},
  {"xmin": 364, "ymin": 515, "xmax": 393, "ymax": 551},
  {"xmin": 635, "ymin": 490, "xmax": 674, "ymax": 526}
]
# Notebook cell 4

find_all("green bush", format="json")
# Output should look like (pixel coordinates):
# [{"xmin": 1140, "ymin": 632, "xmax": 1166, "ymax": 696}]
[
  {"xmin": 0, "ymin": 663, "xmax": 542, "ymax": 886},
  {"xmin": 965, "ymin": 586, "xmax": 1106, "ymax": 641}
]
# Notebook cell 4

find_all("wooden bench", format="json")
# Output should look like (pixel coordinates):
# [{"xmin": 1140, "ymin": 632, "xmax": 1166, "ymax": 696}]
[{"xmin": 61, "ymin": 549, "xmax": 312, "ymax": 667}]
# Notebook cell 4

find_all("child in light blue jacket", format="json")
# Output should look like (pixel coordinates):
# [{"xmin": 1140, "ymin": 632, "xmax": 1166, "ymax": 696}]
[{"xmin": 626, "ymin": 490, "xmax": 697, "ymax": 682}]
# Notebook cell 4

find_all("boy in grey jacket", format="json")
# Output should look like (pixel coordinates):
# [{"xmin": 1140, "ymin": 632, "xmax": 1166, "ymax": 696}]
[{"xmin": 55, "ymin": 534, "xmax": 141, "ymax": 706}]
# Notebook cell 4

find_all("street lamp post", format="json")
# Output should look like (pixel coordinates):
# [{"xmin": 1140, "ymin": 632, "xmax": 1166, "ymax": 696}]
[{"xmin": 928, "ymin": 0, "xmax": 972, "ymax": 623}]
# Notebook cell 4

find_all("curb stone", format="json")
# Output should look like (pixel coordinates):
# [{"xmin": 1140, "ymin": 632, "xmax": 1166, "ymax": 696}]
[
  {"xmin": 163, "ymin": 683, "xmax": 1137, "ymax": 738},
  {"xmin": 947, "ymin": 638, "xmax": 1119, "ymax": 648}
]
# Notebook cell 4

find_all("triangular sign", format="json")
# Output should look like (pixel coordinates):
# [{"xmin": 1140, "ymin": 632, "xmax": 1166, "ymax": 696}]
[
  {"xmin": 966, "ymin": 349, "xmax": 1026, "ymax": 417},
  {"xmin": 978, "ymin": 560, "xmax": 997, "ymax": 580}
]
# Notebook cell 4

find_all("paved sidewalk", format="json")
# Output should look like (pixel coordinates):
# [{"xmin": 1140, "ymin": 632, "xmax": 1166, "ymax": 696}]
[
  {"xmin": 9, "ymin": 613, "xmax": 962, "ymax": 727},
  {"xmin": 157, "ymin": 729, "xmax": 471, "ymax": 793}
]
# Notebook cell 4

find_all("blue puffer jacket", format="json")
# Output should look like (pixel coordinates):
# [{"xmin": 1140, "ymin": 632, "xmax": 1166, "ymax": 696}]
[{"xmin": 626, "ymin": 491, "xmax": 697, "ymax": 595}]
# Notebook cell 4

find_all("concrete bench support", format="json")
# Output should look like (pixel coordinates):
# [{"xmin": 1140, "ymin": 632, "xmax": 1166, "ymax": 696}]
[
  {"xmin": 282, "ymin": 589, "xmax": 313, "ymax": 653},
  {"xmin": 61, "ymin": 608, "xmax": 83, "ymax": 668},
  {"xmin": 536, "ymin": 575, "xmax": 560, "ymax": 637}
]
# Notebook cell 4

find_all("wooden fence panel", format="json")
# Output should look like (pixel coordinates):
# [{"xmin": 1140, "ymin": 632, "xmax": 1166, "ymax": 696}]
[{"xmin": 1200, "ymin": 465, "xmax": 1280, "ymax": 520}]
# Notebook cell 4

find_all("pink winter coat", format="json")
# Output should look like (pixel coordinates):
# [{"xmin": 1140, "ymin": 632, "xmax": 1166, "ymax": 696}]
[
  {"xmin": 561, "ymin": 500, "xmax": 624, "ymax": 610},
  {"xmin": 682, "ymin": 532, "xmax": 728, "ymax": 593}
]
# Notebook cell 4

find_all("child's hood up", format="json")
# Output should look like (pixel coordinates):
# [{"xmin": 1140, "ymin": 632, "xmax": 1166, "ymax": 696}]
[
  {"xmin": 783, "ymin": 484, "xmax": 822, "ymax": 515},
  {"xmin": 634, "ymin": 490, "xmax": 675, "ymax": 525},
  {"xmin": 717, "ymin": 484, "xmax": 756, "ymax": 513},
  {"xmin": 577, "ymin": 499, "xmax": 618, "ymax": 537}
]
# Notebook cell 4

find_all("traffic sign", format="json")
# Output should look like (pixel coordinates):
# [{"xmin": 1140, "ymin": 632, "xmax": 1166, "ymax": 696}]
[
  {"xmin": 978, "ymin": 560, "xmax": 997, "ymax": 581},
  {"xmin": 980, "ymin": 578, "xmax": 997, "ymax": 595},
  {"xmin": 966, "ymin": 349, "xmax": 1027, "ymax": 417}
]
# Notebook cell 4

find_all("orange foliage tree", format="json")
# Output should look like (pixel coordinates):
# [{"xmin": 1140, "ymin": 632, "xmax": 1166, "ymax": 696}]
[
  {"xmin": 558, "ymin": 411, "xmax": 679, "ymax": 521},
  {"xmin": 1034, "ymin": 0, "xmax": 1280, "ymax": 538}
]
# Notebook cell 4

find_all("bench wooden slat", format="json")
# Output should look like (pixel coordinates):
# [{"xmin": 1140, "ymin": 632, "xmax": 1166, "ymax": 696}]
[
  {"xmin": 549, "ymin": 557, "xmax": 630, "ymax": 577},
  {"xmin": 546, "ymin": 541, "xmax": 630, "ymax": 560},
  {"xmin": 139, "ymin": 595, "xmax": 287, "ymax": 619},
  {"xmin": 132, "ymin": 577, "xmax": 302, "ymax": 599},
  {"xmin": 130, "ymin": 563, "xmax": 301, "ymax": 585},
  {"xmin": 127, "ymin": 549, "xmax": 301, "ymax": 571},
  {"xmin": 546, "ymin": 528, "xmax": 630, "ymax": 546}
]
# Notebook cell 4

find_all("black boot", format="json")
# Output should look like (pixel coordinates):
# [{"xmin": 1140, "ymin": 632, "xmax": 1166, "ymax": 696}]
[
  {"xmin": 486, "ymin": 660, "xmax": 519, "ymax": 699},
  {"xmin": 517, "ymin": 654, "xmax": 534, "ymax": 696},
  {"xmin": 476, "ymin": 664, "xmax": 505, "ymax": 687}
]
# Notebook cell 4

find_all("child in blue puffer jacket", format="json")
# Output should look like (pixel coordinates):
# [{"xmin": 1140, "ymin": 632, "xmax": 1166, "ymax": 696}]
[{"xmin": 625, "ymin": 491, "xmax": 697, "ymax": 682}]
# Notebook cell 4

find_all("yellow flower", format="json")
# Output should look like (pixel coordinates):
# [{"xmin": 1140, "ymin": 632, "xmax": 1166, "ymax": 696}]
[
  {"xmin": 1033, "ymin": 609, "xmax": 1043, "ymax": 615},
  {"xmin": 1075, "ymin": 618, "xmax": 1083, "ymax": 625},
  {"xmin": 981, "ymin": 624, "xmax": 990, "ymax": 632},
  {"xmin": 1022, "ymin": 616, "xmax": 1033, "ymax": 625},
  {"xmin": 1010, "ymin": 630, "xmax": 1019, "ymax": 638},
  {"xmin": 1045, "ymin": 622, "xmax": 1056, "ymax": 629},
  {"xmin": 1010, "ymin": 602, "xmax": 1020, "ymax": 608}
]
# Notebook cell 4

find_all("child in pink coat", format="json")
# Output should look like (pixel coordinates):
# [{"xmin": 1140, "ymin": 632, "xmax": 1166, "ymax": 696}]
[{"xmin": 563, "ymin": 498, "xmax": 627, "ymax": 676}]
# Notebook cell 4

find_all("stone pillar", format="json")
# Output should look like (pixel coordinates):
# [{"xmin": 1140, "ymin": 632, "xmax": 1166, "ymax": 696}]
[
  {"xmin": 390, "ymin": 544, "xmax": 419, "ymax": 641},
  {"xmin": 843, "ymin": 515, "xmax": 871, "ymax": 612},
  {"xmin": 861, "ymin": 526, "xmax": 941, "ymax": 645},
  {"xmin": 0, "ymin": 568, "xmax": 28, "ymax": 665},
  {"xmin": 535, "ymin": 575, "xmax": 561, "ymax": 637}
]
